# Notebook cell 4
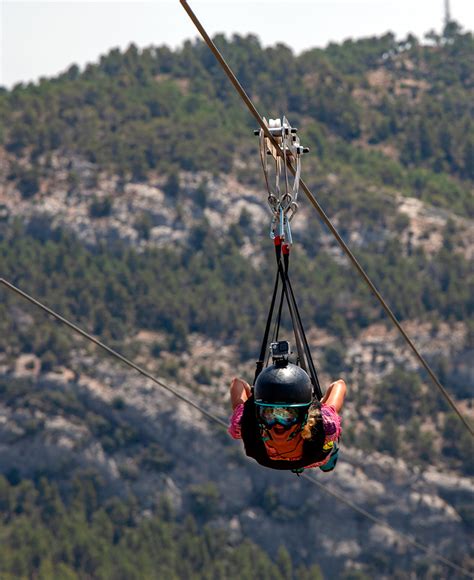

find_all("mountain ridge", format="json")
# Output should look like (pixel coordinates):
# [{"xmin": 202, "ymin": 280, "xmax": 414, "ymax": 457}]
[{"xmin": 0, "ymin": 23, "xmax": 473, "ymax": 578}]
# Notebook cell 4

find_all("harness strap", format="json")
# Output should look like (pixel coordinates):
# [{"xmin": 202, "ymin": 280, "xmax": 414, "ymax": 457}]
[
  {"xmin": 276, "ymin": 248, "xmax": 306, "ymax": 374},
  {"xmin": 254, "ymin": 238, "xmax": 322, "ymax": 401},
  {"xmin": 282, "ymin": 254, "xmax": 322, "ymax": 399},
  {"xmin": 253, "ymin": 242, "xmax": 282, "ymax": 384},
  {"xmin": 277, "ymin": 245, "xmax": 322, "ymax": 400}
]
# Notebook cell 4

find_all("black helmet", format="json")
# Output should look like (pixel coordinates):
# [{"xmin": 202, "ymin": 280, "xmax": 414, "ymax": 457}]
[{"xmin": 254, "ymin": 362, "xmax": 313, "ymax": 407}]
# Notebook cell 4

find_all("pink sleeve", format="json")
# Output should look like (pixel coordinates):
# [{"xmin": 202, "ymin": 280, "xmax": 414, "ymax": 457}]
[
  {"xmin": 228, "ymin": 403, "xmax": 244, "ymax": 439},
  {"xmin": 321, "ymin": 403, "xmax": 342, "ymax": 442}
]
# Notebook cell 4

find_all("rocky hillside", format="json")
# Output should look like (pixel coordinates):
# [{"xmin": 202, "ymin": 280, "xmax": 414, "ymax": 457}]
[
  {"xmin": 1, "ymin": 347, "xmax": 473, "ymax": 578},
  {"xmin": 0, "ymin": 23, "xmax": 473, "ymax": 579},
  {"xmin": 1, "ymin": 154, "xmax": 473, "ymax": 576}
]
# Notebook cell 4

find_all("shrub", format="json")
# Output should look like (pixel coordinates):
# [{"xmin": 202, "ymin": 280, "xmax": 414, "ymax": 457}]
[
  {"xmin": 89, "ymin": 196, "xmax": 113, "ymax": 218},
  {"xmin": 18, "ymin": 170, "xmax": 40, "ymax": 199},
  {"xmin": 188, "ymin": 482, "xmax": 220, "ymax": 520}
]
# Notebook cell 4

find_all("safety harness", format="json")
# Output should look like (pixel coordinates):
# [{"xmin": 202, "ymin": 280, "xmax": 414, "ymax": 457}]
[
  {"xmin": 246, "ymin": 118, "xmax": 333, "ymax": 474},
  {"xmin": 253, "ymin": 235, "xmax": 322, "ymax": 402},
  {"xmin": 253, "ymin": 117, "xmax": 321, "ymax": 401},
  {"xmin": 240, "ymin": 396, "xmax": 330, "ymax": 472}
]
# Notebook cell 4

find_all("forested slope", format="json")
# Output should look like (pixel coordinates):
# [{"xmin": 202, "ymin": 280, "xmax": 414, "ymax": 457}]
[
  {"xmin": 0, "ymin": 20, "xmax": 473, "ymax": 579},
  {"xmin": 1, "ymin": 21, "xmax": 473, "ymax": 213},
  {"xmin": 0, "ymin": 472, "xmax": 322, "ymax": 580}
]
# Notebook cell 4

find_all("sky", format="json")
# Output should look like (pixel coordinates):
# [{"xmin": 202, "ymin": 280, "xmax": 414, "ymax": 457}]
[{"xmin": 1, "ymin": 0, "xmax": 473, "ymax": 88}]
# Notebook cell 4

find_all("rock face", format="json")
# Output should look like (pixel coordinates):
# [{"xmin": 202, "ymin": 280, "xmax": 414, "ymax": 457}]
[
  {"xmin": 1, "ymin": 150, "xmax": 473, "ymax": 576},
  {"xmin": 0, "ymin": 154, "xmax": 269, "ymax": 255},
  {"xmin": 2, "ymin": 150, "xmax": 471, "ymax": 262},
  {"xmin": 1, "ymin": 344, "xmax": 473, "ymax": 578}
]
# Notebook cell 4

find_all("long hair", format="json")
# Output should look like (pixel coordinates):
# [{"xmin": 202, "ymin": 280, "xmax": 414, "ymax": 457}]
[{"xmin": 300, "ymin": 402, "xmax": 323, "ymax": 440}]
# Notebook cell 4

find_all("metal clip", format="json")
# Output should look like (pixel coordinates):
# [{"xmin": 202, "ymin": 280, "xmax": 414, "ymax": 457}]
[
  {"xmin": 256, "ymin": 115, "xmax": 308, "ymax": 242},
  {"xmin": 269, "ymin": 215, "xmax": 278, "ymax": 239},
  {"xmin": 284, "ymin": 215, "xmax": 293, "ymax": 246},
  {"xmin": 278, "ymin": 207, "xmax": 285, "ymax": 239}
]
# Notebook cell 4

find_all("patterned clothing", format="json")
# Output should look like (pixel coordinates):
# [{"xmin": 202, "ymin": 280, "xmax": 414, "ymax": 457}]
[{"xmin": 228, "ymin": 402, "xmax": 342, "ymax": 468}]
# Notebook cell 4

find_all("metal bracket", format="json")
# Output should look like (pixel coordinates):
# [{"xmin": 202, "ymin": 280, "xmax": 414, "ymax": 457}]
[{"xmin": 257, "ymin": 116, "xmax": 308, "ymax": 244}]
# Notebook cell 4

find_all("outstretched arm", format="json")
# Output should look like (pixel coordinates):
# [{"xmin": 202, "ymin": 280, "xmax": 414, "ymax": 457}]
[
  {"xmin": 230, "ymin": 377, "xmax": 251, "ymax": 410},
  {"xmin": 321, "ymin": 379, "xmax": 347, "ymax": 413}
]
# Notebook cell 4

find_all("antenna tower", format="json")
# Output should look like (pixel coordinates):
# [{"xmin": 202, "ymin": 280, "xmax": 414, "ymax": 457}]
[{"xmin": 444, "ymin": 0, "xmax": 451, "ymax": 25}]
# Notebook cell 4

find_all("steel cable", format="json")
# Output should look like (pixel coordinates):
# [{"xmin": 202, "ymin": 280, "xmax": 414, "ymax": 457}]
[
  {"xmin": 0, "ymin": 278, "xmax": 227, "ymax": 428},
  {"xmin": 1, "ymin": 277, "xmax": 472, "ymax": 577},
  {"xmin": 179, "ymin": 0, "xmax": 473, "ymax": 438},
  {"xmin": 300, "ymin": 471, "xmax": 473, "ymax": 577}
]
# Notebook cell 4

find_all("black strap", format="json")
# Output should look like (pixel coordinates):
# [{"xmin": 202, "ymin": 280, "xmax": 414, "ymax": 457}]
[
  {"xmin": 278, "ymin": 250, "xmax": 322, "ymax": 399},
  {"xmin": 276, "ymin": 254, "xmax": 307, "ymax": 373},
  {"xmin": 282, "ymin": 255, "xmax": 322, "ymax": 399},
  {"xmin": 253, "ymin": 267, "xmax": 280, "ymax": 384},
  {"xmin": 274, "ymin": 281, "xmax": 285, "ymax": 343},
  {"xmin": 254, "ymin": 238, "xmax": 323, "ymax": 401},
  {"xmin": 264, "ymin": 283, "xmax": 285, "ymax": 369}
]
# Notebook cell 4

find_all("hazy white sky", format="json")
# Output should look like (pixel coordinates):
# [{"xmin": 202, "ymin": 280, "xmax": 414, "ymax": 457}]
[{"xmin": 1, "ymin": 0, "xmax": 473, "ymax": 88}]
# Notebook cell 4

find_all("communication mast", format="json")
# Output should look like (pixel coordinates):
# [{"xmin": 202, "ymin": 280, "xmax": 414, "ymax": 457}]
[{"xmin": 444, "ymin": 0, "xmax": 451, "ymax": 25}]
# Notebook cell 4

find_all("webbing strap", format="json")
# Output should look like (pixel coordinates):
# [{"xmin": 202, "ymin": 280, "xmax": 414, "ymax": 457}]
[
  {"xmin": 254, "ymin": 238, "xmax": 323, "ymax": 400},
  {"xmin": 254, "ymin": 267, "xmax": 281, "ymax": 384},
  {"xmin": 283, "ymin": 263, "xmax": 322, "ymax": 399},
  {"xmin": 274, "ymin": 282, "xmax": 285, "ymax": 343},
  {"xmin": 277, "ymin": 253, "xmax": 307, "ymax": 374}
]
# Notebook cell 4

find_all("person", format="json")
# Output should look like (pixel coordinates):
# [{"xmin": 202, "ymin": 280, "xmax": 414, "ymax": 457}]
[{"xmin": 228, "ymin": 352, "xmax": 346, "ymax": 473}]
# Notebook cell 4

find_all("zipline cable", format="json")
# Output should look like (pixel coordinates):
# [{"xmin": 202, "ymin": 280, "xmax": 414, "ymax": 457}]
[
  {"xmin": 300, "ymin": 472, "xmax": 473, "ymax": 577},
  {"xmin": 179, "ymin": 0, "xmax": 474, "ymax": 438},
  {"xmin": 0, "ymin": 278, "xmax": 227, "ymax": 429},
  {"xmin": 1, "ymin": 277, "xmax": 472, "ymax": 578}
]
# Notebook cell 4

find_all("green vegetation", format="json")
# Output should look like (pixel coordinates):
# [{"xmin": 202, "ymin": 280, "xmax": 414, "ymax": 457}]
[
  {"xmin": 0, "ymin": 24, "xmax": 472, "ymax": 576},
  {"xmin": 344, "ymin": 368, "xmax": 474, "ymax": 474},
  {"xmin": 1, "ymin": 23, "xmax": 473, "ymax": 215},
  {"xmin": 0, "ymin": 475, "xmax": 320, "ymax": 580},
  {"xmin": 0, "ymin": 375, "xmax": 328, "ymax": 577},
  {"xmin": 0, "ymin": 376, "xmax": 172, "ymax": 468},
  {"xmin": 89, "ymin": 196, "xmax": 113, "ymax": 218},
  {"xmin": 1, "ymin": 222, "xmax": 471, "ymax": 372}
]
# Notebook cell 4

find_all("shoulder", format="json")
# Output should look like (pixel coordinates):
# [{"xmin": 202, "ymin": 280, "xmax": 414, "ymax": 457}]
[{"xmin": 320, "ymin": 403, "xmax": 342, "ymax": 440}]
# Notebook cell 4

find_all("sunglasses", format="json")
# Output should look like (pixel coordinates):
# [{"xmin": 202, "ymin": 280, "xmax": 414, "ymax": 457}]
[{"xmin": 257, "ymin": 406, "xmax": 300, "ymax": 428}]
